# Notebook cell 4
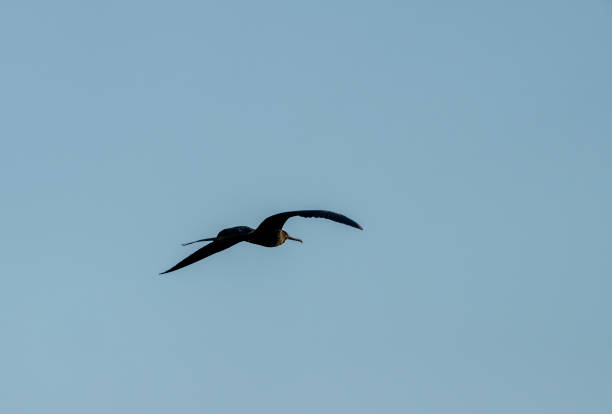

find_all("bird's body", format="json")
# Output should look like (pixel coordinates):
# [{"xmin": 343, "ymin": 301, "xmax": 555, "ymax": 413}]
[
  {"xmin": 204, "ymin": 226, "xmax": 290, "ymax": 247},
  {"xmin": 249, "ymin": 227, "xmax": 285, "ymax": 247},
  {"xmin": 160, "ymin": 210, "xmax": 362, "ymax": 274}
]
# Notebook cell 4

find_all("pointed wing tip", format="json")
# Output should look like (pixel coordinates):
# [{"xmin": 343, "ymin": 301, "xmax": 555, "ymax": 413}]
[{"xmin": 347, "ymin": 220, "xmax": 363, "ymax": 230}]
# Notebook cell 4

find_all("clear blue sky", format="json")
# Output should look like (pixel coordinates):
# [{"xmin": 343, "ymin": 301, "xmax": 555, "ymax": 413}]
[{"xmin": 1, "ymin": 1, "xmax": 611, "ymax": 412}]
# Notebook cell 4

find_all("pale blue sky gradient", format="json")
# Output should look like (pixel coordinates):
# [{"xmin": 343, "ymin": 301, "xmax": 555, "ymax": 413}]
[{"xmin": 1, "ymin": 1, "xmax": 611, "ymax": 413}]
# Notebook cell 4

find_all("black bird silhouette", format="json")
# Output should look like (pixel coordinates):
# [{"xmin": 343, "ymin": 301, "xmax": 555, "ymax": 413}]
[{"xmin": 160, "ymin": 210, "xmax": 362, "ymax": 274}]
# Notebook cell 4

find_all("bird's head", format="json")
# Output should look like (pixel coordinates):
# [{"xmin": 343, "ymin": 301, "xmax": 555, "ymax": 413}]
[{"xmin": 282, "ymin": 230, "xmax": 302, "ymax": 243}]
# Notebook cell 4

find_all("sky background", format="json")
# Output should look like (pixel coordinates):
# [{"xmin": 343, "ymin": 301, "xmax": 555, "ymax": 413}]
[{"xmin": 1, "ymin": 1, "xmax": 611, "ymax": 413}]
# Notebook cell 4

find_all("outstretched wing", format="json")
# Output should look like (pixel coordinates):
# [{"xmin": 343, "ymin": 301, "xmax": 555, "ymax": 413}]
[
  {"xmin": 257, "ymin": 210, "xmax": 363, "ymax": 232},
  {"xmin": 160, "ymin": 236, "xmax": 245, "ymax": 275}
]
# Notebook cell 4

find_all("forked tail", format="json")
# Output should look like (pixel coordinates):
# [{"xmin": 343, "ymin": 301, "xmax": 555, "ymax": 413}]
[{"xmin": 181, "ymin": 237, "xmax": 215, "ymax": 246}]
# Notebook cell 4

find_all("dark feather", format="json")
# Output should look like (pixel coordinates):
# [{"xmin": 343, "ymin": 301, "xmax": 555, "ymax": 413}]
[
  {"xmin": 160, "ymin": 237, "xmax": 244, "ymax": 275},
  {"xmin": 257, "ymin": 210, "xmax": 363, "ymax": 231}
]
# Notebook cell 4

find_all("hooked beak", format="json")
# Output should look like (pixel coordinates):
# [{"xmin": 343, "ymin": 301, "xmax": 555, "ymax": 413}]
[{"xmin": 287, "ymin": 235, "xmax": 303, "ymax": 243}]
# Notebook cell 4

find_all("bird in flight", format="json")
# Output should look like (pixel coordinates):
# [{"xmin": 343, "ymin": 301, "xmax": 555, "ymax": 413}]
[{"xmin": 160, "ymin": 210, "xmax": 362, "ymax": 274}]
